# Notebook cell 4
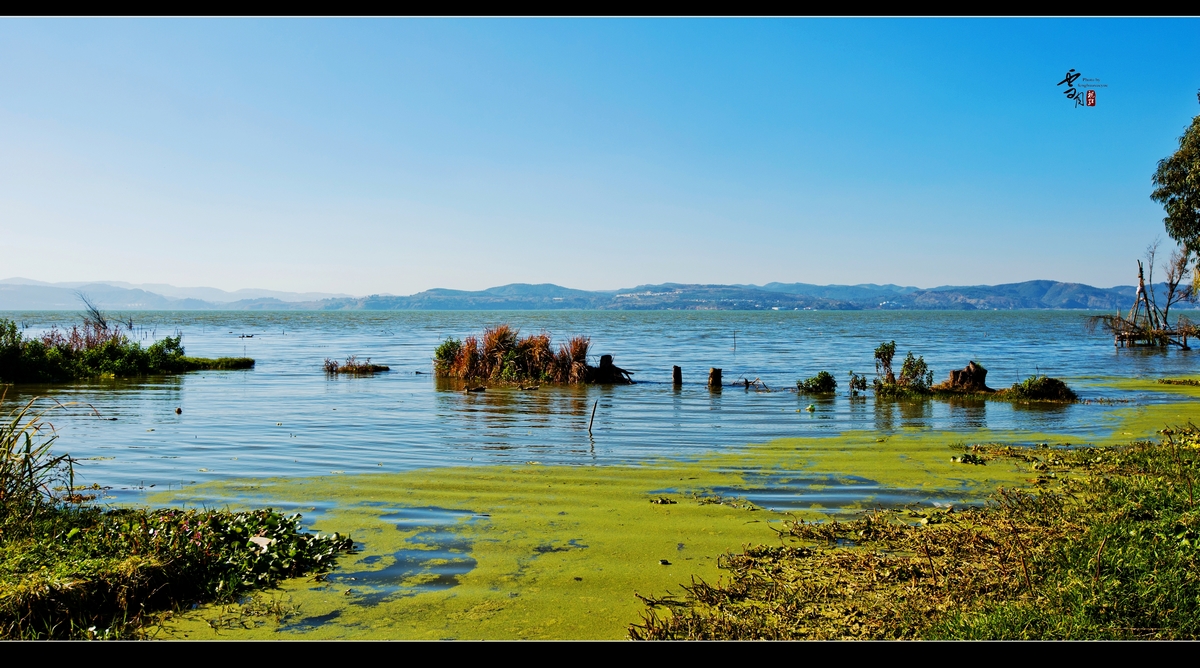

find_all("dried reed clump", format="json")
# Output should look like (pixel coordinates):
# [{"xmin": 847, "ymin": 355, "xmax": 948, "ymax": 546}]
[{"xmin": 434, "ymin": 325, "xmax": 590, "ymax": 383}]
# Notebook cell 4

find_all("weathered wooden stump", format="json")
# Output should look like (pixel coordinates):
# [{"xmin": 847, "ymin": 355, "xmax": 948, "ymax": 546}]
[
  {"xmin": 944, "ymin": 361, "xmax": 992, "ymax": 392},
  {"xmin": 672, "ymin": 365, "xmax": 682, "ymax": 386},
  {"xmin": 708, "ymin": 367, "xmax": 722, "ymax": 390}
]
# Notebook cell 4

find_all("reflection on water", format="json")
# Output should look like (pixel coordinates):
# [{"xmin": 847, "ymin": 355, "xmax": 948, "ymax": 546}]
[{"xmin": 0, "ymin": 309, "xmax": 1195, "ymax": 495}]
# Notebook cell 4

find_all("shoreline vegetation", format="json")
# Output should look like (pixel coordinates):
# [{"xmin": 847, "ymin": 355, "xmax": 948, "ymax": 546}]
[
  {"xmin": 0, "ymin": 316, "xmax": 253, "ymax": 384},
  {"xmin": 631, "ymin": 426, "xmax": 1200, "ymax": 640},
  {"xmin": 434, "ymin": 324, "xmax": 632, "ymax": 384},
  {"xmin": 0, "ymin": 397, "xmax": 353, "ymax": 639}
]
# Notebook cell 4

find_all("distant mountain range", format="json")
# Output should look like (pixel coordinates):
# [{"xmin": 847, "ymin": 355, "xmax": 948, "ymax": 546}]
[{"xmin": 0, "ymin": 277, "xmax": 1174, "ymax": 312}]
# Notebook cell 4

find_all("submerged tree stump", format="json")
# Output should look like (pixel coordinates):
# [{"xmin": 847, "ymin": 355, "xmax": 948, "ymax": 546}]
[
  {"xmin": 588, "ymin": 354, "xmax": 634, "ymax": 384},
  {"xmin": 939, "ymin": 361, "xmax": 993, "ymax": 392},
  {"xmin": 708, "ymin": 368, "xmax": 722, "ymax": 390},
  {"xmin": 672, "ymin": 365, "xmax": 682, "ymax": 386}
]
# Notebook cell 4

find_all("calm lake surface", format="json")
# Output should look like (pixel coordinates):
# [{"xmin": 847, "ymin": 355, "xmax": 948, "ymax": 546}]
[{"xmin": 2, "ymin": 310, "xmax": 1197, "ymax": 501}]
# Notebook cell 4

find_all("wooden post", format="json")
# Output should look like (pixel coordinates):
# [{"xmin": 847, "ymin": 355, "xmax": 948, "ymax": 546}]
[
  {"xmin": 672, "ymin": 366, "xmax": 682, "ymax": 386},
  {"xmin": 708, "ymin": 368, "xmax": 722, "ymax": 390}
]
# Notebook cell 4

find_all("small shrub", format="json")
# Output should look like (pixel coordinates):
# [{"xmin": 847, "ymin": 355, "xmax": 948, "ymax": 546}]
[
  {"xmin": 898, "ymin": 352, "xmax": 934, "ymax": 392},
  {"xmin": 872, "ymin": 343, "xmax": 933, "ymax": 398},
  {"xmin": 433, "ymin": 338, "xmax": 463, "ymax": 376},
  {"xmin": 798, "ymin": 371, "xmax": 838, "ymax": 394},
  {"xmin": 874, "ymin": 341, "xmax": 897, "ymax": 384},
  {"xmin": 847, "ymin": 371, "xmax": 869, "ymax": 396},
  {"xmin": 1006, "ymin": 375, "xmax": 1077, "ymax": 401}
]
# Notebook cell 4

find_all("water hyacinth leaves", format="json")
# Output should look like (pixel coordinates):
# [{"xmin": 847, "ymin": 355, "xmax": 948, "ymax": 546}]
[{"xmin": 0, "ymin": 506, "xmax": 354, "ymax": 638}]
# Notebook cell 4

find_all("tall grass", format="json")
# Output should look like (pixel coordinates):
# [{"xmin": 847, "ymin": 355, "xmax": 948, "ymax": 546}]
[
  {"xmin": 435, "ymin": 325, "xmax": 590, "ymax": 383},
  {"xmin": 0, "ymin": 395, "xmax": 73, "ymax": 525}
]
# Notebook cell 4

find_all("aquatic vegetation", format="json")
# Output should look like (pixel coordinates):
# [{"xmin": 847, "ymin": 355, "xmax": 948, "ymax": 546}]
[
  {"xmin": 873, "ymin": 342, "xmax": 933, "ymax": 398},
  {"xmin": 0, "ymin": 318, "xmax": 252, "ymax": 383},
  {"xmin": 1, "ymin": 396, "xmax": 74, "ymax": 522},
  {"xmin": 797, "ymin": 371, "xmax": 837, "ymax": 394},
  {"xmin": 1159, "ymin": 378, "xmax": 1200, "ymax": 386},
  {"xmin": 631, "ymin": 431, "xmax": 1200, "ymax": 639},
  {"xmin": 324, "ymin": 356, "xmax": 390, "ymax": 374},
  {"xmin": 433, "ymin": 326, "xmax": 629, "ymax": 384},
  {"xmin": 0, "ymin": 397, "xmax": 352, "ymax": 639},
  {"xmin": 846, "ymin": 371, "xmax": 868, "ymax": 397},
  {"xmin": 1005, "ymin": 375, "xmax": 1077, "ymax": 402},
  {"xmin": 1, "ymin": 506, "xmax": 352, "ymax": 639}
]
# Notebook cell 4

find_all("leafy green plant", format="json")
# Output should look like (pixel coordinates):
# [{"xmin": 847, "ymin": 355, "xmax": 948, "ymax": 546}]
[
  {"xmin": 874, "ymin": 341, "xmax": 896, "ymax": 384},
  {"xmin": 797, "ymin": 371, "xmax": 837, "ymax": 394},
  {"xmin": 847, "ymin": 371, "xmax": 868, "ymax": 397},
  {"xmin": 1006, "ymin": 375, "xmax": 1077, "ymax": 401},
  {"xmin": 872, "ymin": 342, "xmax": 932, "ymax": 398},
  {"xmin": 1151, "ymin": 96, "xmax": 1200, "ymax": 253},
  {"xmin": 433, "ymin": 337, "xmax": 463, "ymax": 376},
  {"xmin": 898, "ymin": 352, "xmax": 934, "ymax": 392},
  {"xmin": 1, "ymin": 506, "xmax": 353, "ymax": 638}
]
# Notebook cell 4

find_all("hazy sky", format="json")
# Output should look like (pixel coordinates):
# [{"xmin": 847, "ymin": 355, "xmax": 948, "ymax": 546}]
[{"xmin": 1, "ymin": 18, "xmax": 1198, "ymax": 295}]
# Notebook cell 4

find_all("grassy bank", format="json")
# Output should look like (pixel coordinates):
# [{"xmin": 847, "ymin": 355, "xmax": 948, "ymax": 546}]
[
  {"xmin": 0, "ymin": 318, "xmax": 252, "ymax": 383},
  {"xmin": 1, "ymin": 398, "xmax": 351, "ymax": 639},
  {"xmin": 631, "ymin": 429, "xmax": 1200, "ymax": 639}
]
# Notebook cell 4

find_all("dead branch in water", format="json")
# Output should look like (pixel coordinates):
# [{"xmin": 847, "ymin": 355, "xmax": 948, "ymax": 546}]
[{"xmin": 1088, "ymin": 246, "xmax": 1198, "ymax": 349}]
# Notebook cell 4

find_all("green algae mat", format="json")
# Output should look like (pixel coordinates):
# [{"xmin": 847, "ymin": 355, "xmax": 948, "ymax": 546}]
[{"xmin": 149, "ymin": 381, "xmax": 1200, "ymax": 640}]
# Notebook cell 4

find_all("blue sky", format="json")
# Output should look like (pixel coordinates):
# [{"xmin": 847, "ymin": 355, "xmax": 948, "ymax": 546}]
[{"xmin": 1, "ymin": 18, "xmax": 1198, "ymax": 294}]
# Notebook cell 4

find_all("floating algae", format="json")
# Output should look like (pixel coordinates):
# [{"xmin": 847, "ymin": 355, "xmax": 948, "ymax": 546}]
[{"xmin": 151, "ymin": 428, "xmax": 1050, "ymax": 640}]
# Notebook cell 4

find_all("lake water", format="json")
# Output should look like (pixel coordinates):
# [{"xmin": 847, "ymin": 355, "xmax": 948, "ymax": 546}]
[{"xmin": 2, "ymin": 309, "xmax": 1197, "ymax": 501}]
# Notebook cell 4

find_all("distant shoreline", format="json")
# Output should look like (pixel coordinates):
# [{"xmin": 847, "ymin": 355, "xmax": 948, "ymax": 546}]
[{"xmin": 0, "ymin": 279, "xmax": 1174, "ymax": 312}]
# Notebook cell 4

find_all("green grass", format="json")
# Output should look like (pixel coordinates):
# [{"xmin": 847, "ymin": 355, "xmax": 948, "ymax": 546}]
[
  {"xmin": 630, "ymin": 431, "xmax": 1200, "ymax": 639},
  {"xmin": 0, "ymin": 318, "xmax": 253, "ymax": 383}
]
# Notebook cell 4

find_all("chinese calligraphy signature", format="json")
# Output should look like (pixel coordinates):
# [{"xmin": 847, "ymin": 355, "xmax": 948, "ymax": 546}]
[{"xmin": 1058, "ymin": 69, "xmax": 1085, "ymax": 107}]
